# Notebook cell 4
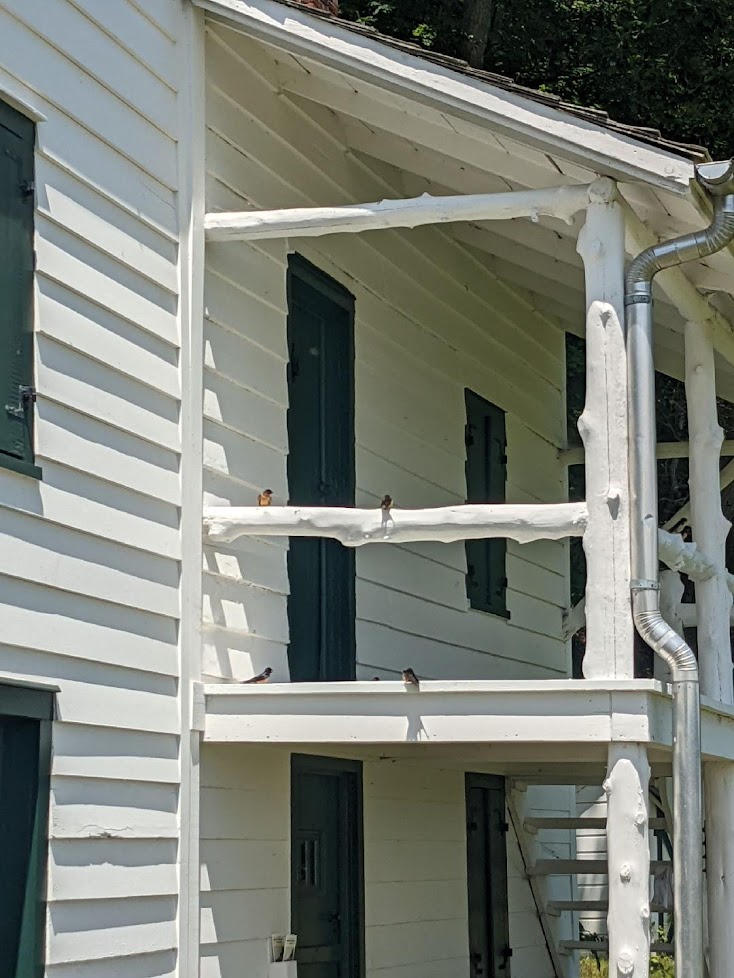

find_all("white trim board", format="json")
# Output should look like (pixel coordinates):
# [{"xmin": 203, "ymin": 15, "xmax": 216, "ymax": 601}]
[
  {"xmin": 198, "ymin": 679, "xmax": 734, "ymax": 762},
  {"xmin": 194, "ymin": 0, "xmax": 696, "ymax": 194}
]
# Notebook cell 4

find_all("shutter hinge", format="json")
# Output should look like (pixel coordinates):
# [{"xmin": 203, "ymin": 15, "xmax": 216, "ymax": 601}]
[
  {"xmin": 6, "ymin": 385, "xmax": 36, "ymax": 419},
  {"xmin": 465, "ymin": 423, "xmax": 474, "ymax": 447},
  {"xmin": 19, "ymin": 180, "xmax": 34, "ymax": 199}
]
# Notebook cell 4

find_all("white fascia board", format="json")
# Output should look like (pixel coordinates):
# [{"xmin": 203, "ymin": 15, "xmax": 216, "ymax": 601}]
[
  {"xmin": 201, "ymin": 679, "xmax": 734, "ymax": 761},
  {"xmin": 194, "ymin": 0, "xmax": 696, "ymax": 195}
]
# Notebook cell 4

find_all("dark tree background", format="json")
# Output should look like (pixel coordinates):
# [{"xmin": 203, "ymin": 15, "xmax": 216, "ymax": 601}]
[{"xmin": 338, "ymin": 0, "xmax": 734, "ymax": 158}]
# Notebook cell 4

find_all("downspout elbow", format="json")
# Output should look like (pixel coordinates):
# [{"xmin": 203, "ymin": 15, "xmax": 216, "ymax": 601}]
[{"xmin": 631, "ymin": 589, "xmax": 698, "ymax": 680}]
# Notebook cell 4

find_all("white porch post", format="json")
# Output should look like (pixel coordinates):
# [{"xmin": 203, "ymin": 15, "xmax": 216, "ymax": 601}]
[
  {"xmin": 685, "ymin": 319, "xmax": 734, "ymax": 978},
  {"xmin": 576, "ymin": 182, "xmax": 634, "ymax": 678},
  {"xmin": 605, "ymin": 745, "xmax": 651, "ymax": 978}
]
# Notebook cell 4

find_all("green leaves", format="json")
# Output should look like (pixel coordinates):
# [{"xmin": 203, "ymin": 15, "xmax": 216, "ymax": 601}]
[{"xmin": 337, "ymin": 0, "xmax": 734, "ymax": 157}]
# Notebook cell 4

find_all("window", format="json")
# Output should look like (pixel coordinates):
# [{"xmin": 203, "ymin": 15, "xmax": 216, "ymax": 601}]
[
  {"xmin": 464, "ymin": 390, "xmax": 508, "ymax": 617},
  {"xmin": 0, "ymin": 100, "xmax": 38, "ymax": 478},
  {"xmin": 0, "ymin": 683, "xmax": 53, "ymax": 978}
]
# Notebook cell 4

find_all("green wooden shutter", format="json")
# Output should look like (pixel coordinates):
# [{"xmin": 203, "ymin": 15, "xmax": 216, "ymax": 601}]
[
  {"xmin": 465, "ymin": 390, "xmax": 508, "ymax": 617},
  {"xmin": 0, "ymin": 101, "xmax": 35, "ymax": 466}
]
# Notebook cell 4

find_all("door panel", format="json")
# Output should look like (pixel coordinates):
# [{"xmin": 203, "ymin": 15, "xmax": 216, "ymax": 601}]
[
  {"xmin": 286, "ymin": 256, "xmax": 355, "ymax": 681},
  {"xmin": 466, "ymin": 774, "xmax": 512, "ymax": 978},
  {"xmin": 291, "ymin": 755, "xmax": 363, "ymax": 978}
]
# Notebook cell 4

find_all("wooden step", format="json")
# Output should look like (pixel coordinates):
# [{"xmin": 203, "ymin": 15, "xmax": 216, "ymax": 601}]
[
  {"xmin": 530, "ymin": 859, "xmax": 671, "ymax": 876},
  {"xmin": 561, "ymin": 941, "xmax": 673, "ymax": 955},
  {"xmin": 524, "ymin": 817, "xmax": 668, "ymax": 831},
  {"xmin": 549, "ymin": 900, "xmax": 671, "ymax": 913}
]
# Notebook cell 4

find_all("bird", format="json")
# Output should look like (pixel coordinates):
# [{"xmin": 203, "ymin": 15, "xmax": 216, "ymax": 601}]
[
  {"xmin": 380, "ymin": 494, "xmax": 393, "ymax": 512},
  {"xmin": 402, "ymin": 667, "xmax": 420, "ymax": 688},
  {"xmin": 257, "ymin": 489, "xmax": 273, "ymax": 506},
  {"xmin": 242, "ymin": 667, "xmax": 273, "ymax": 684},
  {"xmin": 372, "ymin": 676, "xmax": 381, "ymax": 681}
]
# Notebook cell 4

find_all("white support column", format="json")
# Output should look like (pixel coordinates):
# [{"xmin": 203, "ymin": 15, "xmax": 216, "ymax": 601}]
[
  {"xmin": 605, "ymin": 745, "xmax": 651, "ymax": 978},
  {"xmin": 686, "ymin": 319, "xmax": 734, "ymax": 978},
  {"xmin": 576, "ymin": 183, "xmax": 634, "ymax": 678},
  {"xmin": 686, "ymin": 320, "xmax": 733, "ymax": 701}
]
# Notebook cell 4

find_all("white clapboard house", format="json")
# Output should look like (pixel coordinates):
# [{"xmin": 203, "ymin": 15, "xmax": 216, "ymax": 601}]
[{"xmin": 3, "ymin": 1, "xmax": 734, "ymax": 977}]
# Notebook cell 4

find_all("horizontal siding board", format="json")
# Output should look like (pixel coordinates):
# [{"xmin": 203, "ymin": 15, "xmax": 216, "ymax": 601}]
[
  {"xmin": 203, "ymin": 418, "xmax": 287, "ymax": 492},
  {"xmin": 200, "ymin": 888, "xmax": 289, "ymax": 946},
  {"xmin": 0, "ymin": 648, "xmax": 179, "ymax": 734},
  {"xmin": 200, "ymin": 840, "xmax": 289, "ymax": 893},
  {"xmin": 204, "ymin": 369, "xmax": 287, "ymax": 452},
  {"xmin": 46, "ymin": 950, "xmax": 177, "ymax": 978},
  {"xmin": 203, "ymin": 573, "xmax": 289, "ymax": 643},
  {"xmin": 50, "ymin": 775, "xmax": 178, "ymax": 839},
  {"xmin": 0, "ymin": 574, "xmax": 178, "ymax": 675},
  {"xmin": 48, "ymin": 838, "xmax": 179, "ymax": 900},
  {"xmin": 36, "ymin": 218, "xmax": 178, "ymax": 346},
  {"xmin": 51, "ymin": 726, "xmax": 179, "ymax": 784},
  {"xmin": 0, "ymin": 507, "xmax": 179, "ymax": 616},
  {"xmin": 37, "ymin": 277, "xmax": 179, "ymax": 398},
  {"xmin": 37, "ymin": 157, "xmax": 179, "ymax": 293},
  {"xmin": 37, "ymin": 336, "xmax": 180, "ymax": 454},
  {"xmin": 36, "ymin": 400, "xmax": 181, "ymax": 506},
  {"xmin": 66, "ymin": 0, "xmax": 178, "ymax": 87},
  {"xmin": 204, "ymin": 318, "xmax": 286, "ymax": 407},
  {"xmin": 47, "ymin": 895, "xmax": 177, "ymax": 964},
  {"xmin": 2, "ymin": 0, "xmax": 177, "ymax": 133},
  {"xmin": 0, "ymin": 459, "xmax": 180, "ymax": 559},
  {"xmin": 0, "ymin": 8, "xmax": 177, "ymax": 187},
  {"xmin": 33, "ymin": 107, "xmax": 177, "ymax": 236}
]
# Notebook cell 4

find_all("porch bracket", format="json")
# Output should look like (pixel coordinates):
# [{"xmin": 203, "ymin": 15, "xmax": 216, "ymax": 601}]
[
  {"xmin": 204, "ymin": 180, "xmax": 611, "ymax": 242},
  {"xmin": 203, "ymin": 501, "xmax": 588, "ymax": 547}
]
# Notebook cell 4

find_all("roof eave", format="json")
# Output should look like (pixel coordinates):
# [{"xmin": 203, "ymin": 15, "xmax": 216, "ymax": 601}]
[{"xmin": 194, "ymin": 0, "xmax": 699, "ymax": 197}]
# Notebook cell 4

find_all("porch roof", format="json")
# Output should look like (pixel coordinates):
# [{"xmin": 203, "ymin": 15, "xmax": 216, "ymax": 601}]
[
  {"xmin": 196, "ymin": 679, "xmax": 734, "ymax": 768},
  {"xmin": 196, "ymin": 0, "xmax": 734, "ymax": 399}
]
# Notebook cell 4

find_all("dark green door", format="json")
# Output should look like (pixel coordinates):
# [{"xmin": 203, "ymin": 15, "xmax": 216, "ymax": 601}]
[
  {"xmin": 466, "ymin": 774, "xmax": 512, "ymax": 978},
  {"xmin": 286, "ymin": 255, "xmax": 355, "ymax": 682},
  {"xmin": 0, "ymin": 685, "xmax": 53, "ymax": 978},
  {"xmin": 291, "ymin": 755, "xmax": 363, "ymax": 978}
]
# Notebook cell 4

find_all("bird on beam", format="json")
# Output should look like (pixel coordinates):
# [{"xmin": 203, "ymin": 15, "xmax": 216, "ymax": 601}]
[
  {"xmin": 242, "ymin": 667, "xmax": 273, "ymax": 684},
  {"xmin": 257, "ymin": 489, "xmax": 273, "ymax": 506},
  {"xmin": 402, "ymin": 667, "xmax": 420, "ymax": 688},
  {"xmin": 380, "ymin": 494, "xmax": 393, "ymax": 513}
]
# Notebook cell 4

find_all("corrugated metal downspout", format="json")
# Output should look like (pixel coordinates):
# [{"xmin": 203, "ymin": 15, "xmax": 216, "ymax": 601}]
[{"xmin": 625, "ymin": 159, "xmax": 734, "ymax": 977}]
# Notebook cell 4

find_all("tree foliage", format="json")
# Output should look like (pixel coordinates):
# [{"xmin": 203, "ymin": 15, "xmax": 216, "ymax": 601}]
[{"xmin": 338, "ymin": 0, "xmax": 734, "ymax": 157}]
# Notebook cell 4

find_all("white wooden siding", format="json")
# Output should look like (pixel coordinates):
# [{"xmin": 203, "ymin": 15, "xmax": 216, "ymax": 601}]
[
  {"xmin": 0, "ymin": 1, "xmax": 184, "ymax": 974},
  {"xmin": 202, "ymin": 24, "xmax": 569, "ymax": 686},
  {"xmin": 199, "ymin": 747, "xmax": 558, "ymax": 978}
]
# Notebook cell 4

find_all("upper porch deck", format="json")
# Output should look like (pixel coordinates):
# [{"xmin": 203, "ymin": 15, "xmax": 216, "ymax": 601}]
[{"xmin": 197, "ymin": 678, "xmax": 734, "ymax": 770}]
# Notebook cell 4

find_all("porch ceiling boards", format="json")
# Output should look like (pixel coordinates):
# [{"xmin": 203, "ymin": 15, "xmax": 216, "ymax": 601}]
[
  {"xmin": 197, "ymin": 679, "xmax": 734, "ymax": 765},
  {"xmin": 201, "ymin": 0, "xmax": 734, "ymax": 399}
]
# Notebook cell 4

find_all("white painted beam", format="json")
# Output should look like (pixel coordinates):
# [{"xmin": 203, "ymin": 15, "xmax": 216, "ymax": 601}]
[
  {"xmin": 203, "ymin": 502, "xmax": 588, "ymax": 547},
  {"xmin": 560, "ymin": 439, "xmax": 734, "ymax": 466},
  {"xmin": 604, "ymin": 745, "xmax": 651, "ymax": 978},
  {"xmin": 657, "ymin": 527, "xmax": 734, "ymax": 594},
  {"xmin": 576, "ymin": 183, "xmax": 633, "ymax": 678},
  {"xmin": 204, "ymin": 183, "xmax": 597, "ymax": 242},
  {"xmin": 663, "ymin": 457, "xmax": 734, "ymax": 532}
]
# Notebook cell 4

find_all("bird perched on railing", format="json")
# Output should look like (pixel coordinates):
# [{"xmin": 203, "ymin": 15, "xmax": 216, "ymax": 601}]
[
  {"xmin": 257, "ymin": 489, "xmax": 273, "ymax": 506},
  {"xmin": 380, "ymin": 494, "xmax": 393, "ymax": 513},
  {"xmin": 242, "ymin": 667, "xmax": 273, "ymax": 684},
  {"xmin": 402, "ymin": 667, "xmax": 420, "ymax": 688}
]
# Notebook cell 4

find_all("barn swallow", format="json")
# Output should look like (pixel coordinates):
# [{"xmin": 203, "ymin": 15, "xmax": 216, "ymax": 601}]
[
  {"xmin": 257, "ymin": 489, "xmax": 273, "ymax": 506},
  {"xmin": 372, "ymin": 676, "xmax": 381, "ymax": 681},
  {"xmin": 402, "ymin": 668, "xmax": 420, "ymax": 688},
  {"xmin": 242, "ymin": 667, "xmax": 273, "ymax": 684},
  {"xmin": 380, "ymin": 494, "xmax": 393, "ymax": 512}
]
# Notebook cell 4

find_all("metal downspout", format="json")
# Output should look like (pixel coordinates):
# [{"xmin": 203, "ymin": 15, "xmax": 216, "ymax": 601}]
[{"xmin": 624, "ymin": 159, "xmax": 734, "ymax": 975}]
